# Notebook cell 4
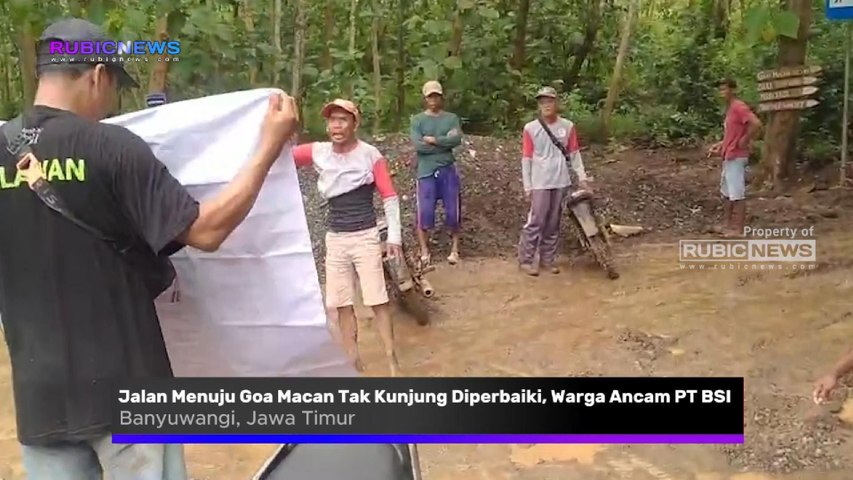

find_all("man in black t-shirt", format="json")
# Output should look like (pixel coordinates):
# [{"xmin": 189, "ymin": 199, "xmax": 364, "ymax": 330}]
[{"xmin": 0, "ymin": 19, "xmax": 298, "ymax": 480}]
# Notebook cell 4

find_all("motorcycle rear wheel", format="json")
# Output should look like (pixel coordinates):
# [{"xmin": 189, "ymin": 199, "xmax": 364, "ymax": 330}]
[{"xmin": 588, "ymin": 235, "xmax": 619, "ymax": 279}]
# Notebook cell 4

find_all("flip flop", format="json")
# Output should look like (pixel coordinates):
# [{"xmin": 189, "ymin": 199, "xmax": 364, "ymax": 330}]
[{"xmin": 447, "ymin": 251, "xmax": 459, "ymax": 265}]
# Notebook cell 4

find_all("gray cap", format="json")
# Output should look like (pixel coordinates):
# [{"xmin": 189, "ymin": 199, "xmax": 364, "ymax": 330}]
[
  {"xmin": 535, "ymin": 86, "xmax": 558, "ymax": 99},
  {"xmin": 37, "ymin": 18, "xmax": 139, "ymax": 88}
]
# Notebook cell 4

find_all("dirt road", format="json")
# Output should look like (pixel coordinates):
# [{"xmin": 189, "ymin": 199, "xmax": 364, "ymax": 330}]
[{"xmin": 1, "ymin": 227, "xmax": 852, "ymax": 479}]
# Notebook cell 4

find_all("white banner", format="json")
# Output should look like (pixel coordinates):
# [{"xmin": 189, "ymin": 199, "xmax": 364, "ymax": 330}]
[{"xmin": 2, "ymin": 89, "xmax": 355, "ymax": 377}]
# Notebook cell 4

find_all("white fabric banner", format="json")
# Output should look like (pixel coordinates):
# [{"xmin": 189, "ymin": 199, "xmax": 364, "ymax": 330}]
[{"xmin": 2, "ymin": 89, "xmax": 356, "ymax": 377}]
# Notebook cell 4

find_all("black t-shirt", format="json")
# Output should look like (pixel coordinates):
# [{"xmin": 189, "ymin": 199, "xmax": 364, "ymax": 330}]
[{"xmin": 0, "ymin": 106, "xmax": 200, "ymax": 445}]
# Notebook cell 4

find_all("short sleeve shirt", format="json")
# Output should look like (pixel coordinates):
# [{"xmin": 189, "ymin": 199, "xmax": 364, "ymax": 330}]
[
  {"xmin": 0, "ymin": 106, "xmax": 200, "ymax": 445},
  {"xmin": 722, "ymin": 100, "xmax": 753, "ymax": 160}
]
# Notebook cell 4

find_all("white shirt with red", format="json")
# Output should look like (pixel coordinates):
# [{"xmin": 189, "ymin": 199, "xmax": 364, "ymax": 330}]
[{"xmin": 292, "ymin": 141, "xmax": 401, "ymax": 245}]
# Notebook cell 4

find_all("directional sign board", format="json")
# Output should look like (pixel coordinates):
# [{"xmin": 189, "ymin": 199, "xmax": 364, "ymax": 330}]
[
  {"xmin": 759, "ymin": 86, "xmax": 819, "ymax": 102},
  {"xmin": 757, "ymin": 65, "xmax": 822, "ymax": 81},
  {"xmin": 827, "ymin": 0, "xmax": 853, "ymax": 21},
  {"xmin": 757, "ymin": 99, "xmax": 819, "ymax": 113},
  {"xmin": 758, "ymin": 76, "xmax": 819, "ymax": 92}
]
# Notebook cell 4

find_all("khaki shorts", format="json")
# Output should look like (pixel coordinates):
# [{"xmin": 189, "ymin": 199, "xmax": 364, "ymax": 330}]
[{"xmin": 325, "ymin": 227, "xmax": 389, "ymax": 309}]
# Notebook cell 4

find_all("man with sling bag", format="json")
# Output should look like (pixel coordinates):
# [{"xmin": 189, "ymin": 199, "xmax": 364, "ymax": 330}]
[
  {"xmin": 0, "ymin": 18, "xmax": 298, "ymax": 480},
  {"xmin": 518, "ymin": 86, "xmax": 590, "ymax": 276}
]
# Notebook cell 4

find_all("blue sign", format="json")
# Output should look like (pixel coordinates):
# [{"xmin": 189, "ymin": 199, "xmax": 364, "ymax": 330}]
[
  {"xmin": 146, "ymin": 92, "xmax": 167, "ymax": 108},
  {"xmin": 827, "ymin": 0, "xmax": 853, "ymax": 20}
]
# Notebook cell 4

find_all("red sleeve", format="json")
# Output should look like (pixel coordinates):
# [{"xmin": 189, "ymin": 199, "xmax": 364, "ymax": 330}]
[
  {"xmin": 372, "ymin": 157, "xmax": 397, "ymax": 199},
  {"xmin": 292, "ymin": 143, "xmax": 313, "ymax": 167},
  {"xmin": 566, "ymin": 126, "xmax": 580, "ymax": 153},
  {"xmin": 522, "ymin": 129, "xmax": 533, "ymax": 158}
]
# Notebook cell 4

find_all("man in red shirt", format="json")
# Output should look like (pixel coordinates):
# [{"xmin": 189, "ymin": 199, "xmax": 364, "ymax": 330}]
[
  {"xmin": 708, "ymin": 78, "xmax": 762, "ymax": 237},
  {"xmin": 292, "ymin": 99, "xmax": 403, "ymax": 376}
]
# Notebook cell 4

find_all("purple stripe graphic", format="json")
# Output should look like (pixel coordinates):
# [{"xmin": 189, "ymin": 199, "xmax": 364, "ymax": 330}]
[{"xmin": 113, "ymin": 434, "xmax": 744, "ymax": 444}]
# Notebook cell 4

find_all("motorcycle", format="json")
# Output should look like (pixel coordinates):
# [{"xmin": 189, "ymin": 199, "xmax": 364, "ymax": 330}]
[
  {"xmin": 377, "ymin": 218, "xmax": 434, "ymax": 326},
  {"xmin": 564, "ymin": 187, "xmax": 619, "ymax": 280}
]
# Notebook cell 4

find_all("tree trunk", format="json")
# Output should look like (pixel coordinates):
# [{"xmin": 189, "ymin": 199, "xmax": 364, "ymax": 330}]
[
  {"xmin": 273, "ymin": 0, "xmax": 282, "ymax": 85},
  {"xmin": 148, "ymin": 16, "xmax": 170, "ymax": 94},
  {"xmin": 16, "ymin": 23, "xmax": 37, "ymax": 109},
  {"xmin": 394, "ymin": 0, "xmax": 407, "ymax": 127},
  {"xmin": 322, "ymin": 0, "xmax": 335, "ymax": 71},
  {"xmin": 509, "ymin": 0, "xmax": 530, "ymax": 72},
  {"xmin": 564, "ymin": 0, "xmax": 604, "ymax": 92},
  {"xmin": 447, "ymin": 1, "xmax": 464, "ymax": 59},
  {"xmin": 240, "ymin": 0, "xmax": 258, "ymax": 86},
  {"xmin": 600, "ymin": 0, "xmax": 639, "ymax": 136},
  {"xmin": 346, "ymin": 0, "xmax": 359, "ymax": 97},
  {"xmin": 507, "ymin": 0, "xmax": 530, "ymax": 127},
  {"xmin": 712, "ymin": 0, "xmax": 728, "ymax": 38},
  {"xmin": 370, "ymin": 0, "xmax": 382, "ymax": 134},
  {"xmin": 291, "ymin": 0, "xmax": 306, "ymax": 99},
  {"xmin": 759, "ymin": 0, "xmax": 813, "ymax": 190}
]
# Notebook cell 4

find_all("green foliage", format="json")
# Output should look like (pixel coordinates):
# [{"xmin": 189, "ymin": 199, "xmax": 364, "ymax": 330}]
[{"xmin": 0, "ymin": 0, "xmax": 841, "ymax": 167}]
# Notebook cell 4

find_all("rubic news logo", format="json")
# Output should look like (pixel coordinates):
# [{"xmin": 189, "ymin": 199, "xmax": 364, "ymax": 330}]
[
  {"xmin": 679, "ymin": 239, "xmax": 816, "ymax": 263},
  {"xmin": 48, "ymin": 40, "xmax": 181, "ymax": 63}
]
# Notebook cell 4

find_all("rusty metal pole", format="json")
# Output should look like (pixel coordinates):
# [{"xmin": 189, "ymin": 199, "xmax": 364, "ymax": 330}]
[{"xmin": 842, "ymin": 22, "xmax": 851, "ymax": 187}]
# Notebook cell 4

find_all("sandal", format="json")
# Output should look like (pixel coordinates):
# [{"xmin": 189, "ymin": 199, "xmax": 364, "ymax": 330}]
[{"xmin": 447, "ymin": 251, "xmax": 459, "ymax": 265}]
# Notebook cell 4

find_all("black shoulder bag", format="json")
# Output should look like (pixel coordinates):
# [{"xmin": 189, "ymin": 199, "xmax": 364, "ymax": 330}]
[
  {"xmin": 3, "ymin": 115, "xmax": 176, "ymax": 300},
  {"xmin": 537, "ymin": 117, "xmax": 582, "ymax": 187}
]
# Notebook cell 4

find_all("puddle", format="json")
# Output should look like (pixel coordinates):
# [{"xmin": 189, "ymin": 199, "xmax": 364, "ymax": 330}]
[{"xmin": 509, "ymin": 444, "xmax": 606, "ymax": 467}]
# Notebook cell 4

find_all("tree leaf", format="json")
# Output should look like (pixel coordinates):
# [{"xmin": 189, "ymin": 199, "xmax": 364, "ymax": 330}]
[
  {"xmin": 167, "ymin": 11, "xmax": 187, "ymax": 37},
  {"xmin": 773, "ymin": 10, "xmax": 800, "ymax": 39},
  {"xmin": 443, "ymin": 55, "xmax": 462, "ymax": 69},
  {"xmin": 479, "ymin": 6, "xmax": 500, "ymax": 19},
  {"xmin": 744, "ymin": 6, "xmax": 770, "ymax": 41},
  {"xmin": 87, "ymin": 1, "xmax": 107, "ymax": 26},
  {"xmin": 761, "ymin": 24, "xmax": 776, "ymax": 43}
]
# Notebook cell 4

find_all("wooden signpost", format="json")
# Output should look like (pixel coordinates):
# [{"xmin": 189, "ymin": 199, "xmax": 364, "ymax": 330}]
[
  {"xmin": 758, "ymin": 86, "xmax": 819, "ymax": 102},
  {"xmin": 758, "ymin": 99, "xmax": 819, "ymax": 113},
  {"xmin": 757, "ymin": 76, "xmax": 819, "ymax": 92},
  {"xmin": 756, "ymin": 66, "xmax": 821, "ymax": 113},
  {"xmin": 756, "ymin": 65, "xmax": 823, "ymax": 81}
]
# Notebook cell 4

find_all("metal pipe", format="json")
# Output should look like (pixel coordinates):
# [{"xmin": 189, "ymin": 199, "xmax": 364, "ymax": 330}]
[{"xmin": 419, "ymin": 277, "xmax": 435, "ymax": 298}]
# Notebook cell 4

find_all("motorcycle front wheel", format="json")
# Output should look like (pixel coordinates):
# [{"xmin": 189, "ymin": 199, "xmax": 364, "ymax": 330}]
[
  {"xmin": 383, "ymin": 262, "xmax": 430, "ymax": 326},
  {"xmin": 588, "ymin": 235, "xmax": 619, "ymax": 279},
  {"xmin": 399, "ymin": 289, "xmax": 430, "ymax": 326}
]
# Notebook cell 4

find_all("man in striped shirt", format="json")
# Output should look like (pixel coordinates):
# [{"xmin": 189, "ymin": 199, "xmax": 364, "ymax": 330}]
[
  {"xmin": 518, "ymin": 87, "xmax": 589, "ymax": 276},
  {"xmin": 292, "ymin": 99, "xmax": 402, "ymax": 376}
]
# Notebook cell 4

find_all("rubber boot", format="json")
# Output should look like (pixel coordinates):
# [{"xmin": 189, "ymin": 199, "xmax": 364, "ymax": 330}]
[
  {"xmin": 711, "ymin": 199, "xmax": 732, "ymax": 234},
  {"xmin": 725, "ymin": 200, "xmax": 746, "ymax": 238}
]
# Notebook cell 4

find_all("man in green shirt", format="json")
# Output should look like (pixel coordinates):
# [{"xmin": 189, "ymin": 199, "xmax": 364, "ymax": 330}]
[{"xmin": 410, "ymin": 81, "xmax": 463, "ymax": 265}]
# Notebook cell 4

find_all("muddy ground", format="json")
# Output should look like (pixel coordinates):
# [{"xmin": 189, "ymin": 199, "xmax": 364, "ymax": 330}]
[{"xmin": 2, "ymin": 138, "xmax": 853, "ymax": 479}]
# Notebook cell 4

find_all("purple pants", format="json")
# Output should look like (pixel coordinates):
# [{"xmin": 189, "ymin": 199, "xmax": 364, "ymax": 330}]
[
  {"xmin": 417, "ymin": 165, "xmax": 461, "ymax": 231},
  {"xmin": 518, "ymin": 188, "xmax": 568, "ymax": 266}
]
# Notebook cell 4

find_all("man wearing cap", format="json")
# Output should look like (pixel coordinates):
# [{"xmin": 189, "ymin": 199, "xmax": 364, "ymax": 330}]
[
  {"xmin": 518, "ymin": 86, "xmax": 590, "ymax": 276},
  {"xmin": 0, "ymin": 18, "xmax": 298, "ymax": 479},
  {"xmin": 410, "ymin": 80, "xmax": 463, "ymax": 265},
  {"xmin": 292, "ymin": 99, "xmax": 403, "ymax": 377}
]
